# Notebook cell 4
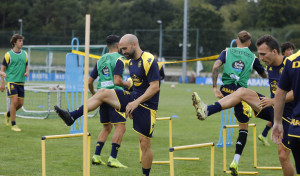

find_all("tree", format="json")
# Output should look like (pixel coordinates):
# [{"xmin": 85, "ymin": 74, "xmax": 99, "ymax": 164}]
[{"xmin": 257, "ymin": 0, "xmax": 300, "ymax": 28}]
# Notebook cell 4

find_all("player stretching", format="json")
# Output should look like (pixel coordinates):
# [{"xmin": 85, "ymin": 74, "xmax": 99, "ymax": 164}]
[
  {"xmin": 193, "ymin": 35, "xmax": 295, "ymax": 176},
  {"xmin": 0, "ymin": 34, "xmax": 29, "ymax": 132},
  {"xmin": 55, "ymin": 34, "xmax": 160, "ymax": 176},
  {"xmin": 204, "ymin": 30, "xmax": 267, "ymax": 175},
  {"xmin": 89, "ymin": 35, "xmax": 130, "ymax": 168}
]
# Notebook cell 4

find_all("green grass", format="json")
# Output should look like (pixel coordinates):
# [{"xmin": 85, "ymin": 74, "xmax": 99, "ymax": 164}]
[{"xmin": 0, "ymin": 83, "xmax": 288, "ymax": 175}]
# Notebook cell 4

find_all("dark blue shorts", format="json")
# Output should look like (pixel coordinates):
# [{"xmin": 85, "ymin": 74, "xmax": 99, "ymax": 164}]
[
  {"xmin": 221, "ymin": 84, "xmax": 250, "ymax": 124},
  {"xmin": 281, "ymin": 118, "xmax": 291, "ymax": 149},
  {"xmin": 99, "ymin": 103, "xmax": 126, "ymax": 124},
  {"xmin": 253, "ymin": 92, "xmax": 274, "ymax": 123},
  {"xmin": 288, "ymin": 136, "xmax": 300, "ymax": 174},
  {"xmin": 7, "ymin": 82, "xmax": 24, "ymax": 98},
  {"xmin": 114, "ymin": 89, "xmax": 156, "ymax": 138}
]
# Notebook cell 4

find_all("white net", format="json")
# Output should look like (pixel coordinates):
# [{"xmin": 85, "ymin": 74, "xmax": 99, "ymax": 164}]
[{"xmin": 0, "ymin": 83, "xmax": 98, "ymax": 119}]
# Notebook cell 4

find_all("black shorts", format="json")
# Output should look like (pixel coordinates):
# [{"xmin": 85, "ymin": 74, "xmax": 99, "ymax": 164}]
[
  {"xmin": 114, "ymin": 89, "xmax": 156, "ymax": 138},
  {"xmin": 99, "ymin": 103, "xmax": 126, "ymax": 124},
  {"xmin": 221, "ymin": 84, "xmax": 250, "ymax": 124},
  {"xmin": 7, "ymin": 82, "xmax": 24, "ymax": 98},
  {"xmin": 288, "ymin": 136, "xmax": 300, "ymax": 174},
  {"xmin": 253, "ymin": 92, "xmax": 274, "ymax": 123}
]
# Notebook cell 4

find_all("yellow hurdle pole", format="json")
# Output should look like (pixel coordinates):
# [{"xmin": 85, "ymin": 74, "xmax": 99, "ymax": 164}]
[
  {"xmin": 169, "ymin": 118, "xmax": 172, "ymax": 148},
  {"xmin": 223, "ymin": 127, "xmax": 227, "ymax": 172},
  {"xmin": 156, "ymin": 117, "xmax": 171, "ymax": 121},
  {"xmin": 42, "ymin": 139, "xmax": 46, "ymax": 176},
  {"xmin": 169, "ymin": 150, "xmax": 174, "ymax": 176},
  {"xmin": 225, "ymin": 171, "xmax": 259, "ymax": 175},
  {"xmin": 256, "ymin": 166, "xmax": 282, "ymax": 170},
  {"xmin": 83, "ymin": 14, "xmax": 91, "ymax": 176},
  {"xmin": 87, "ymin": 133, "xmax": 91, "ymax": 176},
  {"xmin": 152, "ymin": 117, "xmax": 171, "ymax": 164},
  {"xmin": 169, "ymin": 143, "xmax": 214, "ymax": 176},
  {"xmin": 173, "ymin": 157, "xmax": 200, "ymax": 161},
  {"xmin": 43, "ymin": 133, "xmax": 84, "ymax": 140},
  {"xmin": 152, "ymin": 161, "xmax": 170, "ymax": 164},
  {"xmin": 253, "ymin": 125, "xmax": 257, "ymax": 168},
  {"xmin": 171, "ymin": 143, "xmax": 214, "ymax": 151},
  {"xmin": 210, "ymin": 145, "xmax": 215, "ymax": 176},
  {"xmin": 223, "ymin": 124, "xmax": 259, "ymax": 175}
]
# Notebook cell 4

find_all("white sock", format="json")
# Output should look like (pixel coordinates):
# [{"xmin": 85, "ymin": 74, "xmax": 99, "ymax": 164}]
[{"xmin": 233, "ymin": 154, "xmax": 240, "ymax": 164}]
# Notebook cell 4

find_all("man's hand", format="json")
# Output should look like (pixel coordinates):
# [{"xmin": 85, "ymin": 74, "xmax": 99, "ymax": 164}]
[
  {"xmin": 0, "ymin": 72, "xmax": 6, "ymax": 78},
  {"xmin": 271, "ymin": 122, "xmax": 283, "ymax": 144},
  {"xmin": 24, "ymin": 71, "xmax": 29, "ymax": 77},
  {"xmin": 0, "ymin": 84, "xmax": 5, "ymax": 92},
  {"xmin": 259, "ymin": 97, "xmax": 274, "ymax": 108},
  {"xmin": 125, "ymin": 100, "xmax": 140, "ymax": 119},
  {"xmin": 213, "ymin": 87, "xmax": 224, "ymax": 99}
]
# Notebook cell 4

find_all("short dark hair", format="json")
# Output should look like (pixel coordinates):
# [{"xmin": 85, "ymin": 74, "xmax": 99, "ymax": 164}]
[
  {"xmin": 10, "ymin": 34, "xmax": 24, "ymax": 47},
  {"xmin": 106, "ymin": 35, "xmax": 120, "ymax": 47},
  {"xmin": 238, "ymin": 30, "xmax": 251, "ymax": 43},
  {"xmin": 256, "ymin": 35, "xmax": 280, "ymax": 53},
  {"xmin": 281, "ymin": 42, "xmax": 295, "ymax": 54}
]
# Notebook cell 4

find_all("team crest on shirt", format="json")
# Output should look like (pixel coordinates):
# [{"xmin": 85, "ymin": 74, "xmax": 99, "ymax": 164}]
[
  {"xmin": 138, "ymin": 61, "xmax": 141, "ymax": 68},
  {"xmin": 147, "ymin": 58, "xmax": 152, "ymax": 63},
  {"xmin": 269, "ymin": 67, "xmax": 272, "ymax": 71},
  {"xmin": 232, "ymin": 60, "xmax": 245, "ymax": 72},
  {"xmin": 132, "ymin": 74, "xmax": 142, "ymax": 86},
  {"xmin": 102, "ymin": 66, "xmax": 110, "ymax": 77},
  {"xmin": 271, "ymin": 80, "xmax": 278, "ymax": 94},
  {"xmin": 279, "ymin": 67, "xmax": 283, "ymax": 74}
]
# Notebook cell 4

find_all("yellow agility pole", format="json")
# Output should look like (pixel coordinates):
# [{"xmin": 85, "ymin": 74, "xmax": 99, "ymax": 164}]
[
  {"xmin": 223, "ymin": 124, "xmax": 258, "ymax": 175},
  {"xmin": 41, "ymin": 133, "xmax": 91, "ymax": 176},
  {"xmin": 139, "ymin": 117, "xmax": 200, "ymax": 164},
  {"xmin": 169, "ymin": 143, "xmax": 214, "ymax": 176},
  {"xmin": 139, "ymin": 117, "xmax": 172, "ymax": 164},
  {"xmin": 83, "ymin": 14, "xmax": 91, "ymax": 176},
  {"xmin": 254, "ymin": 122, "xmax": 282, "ymax": 170}
]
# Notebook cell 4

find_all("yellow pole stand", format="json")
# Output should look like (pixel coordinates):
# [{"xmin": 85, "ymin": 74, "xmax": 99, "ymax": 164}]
[
  {"xmin": 169, "ymin": 142, "xmax": 214, "ymax": 176},
  {"xmin": 223, "ymin": 124, "xmax": 259, "ymax": 175}
]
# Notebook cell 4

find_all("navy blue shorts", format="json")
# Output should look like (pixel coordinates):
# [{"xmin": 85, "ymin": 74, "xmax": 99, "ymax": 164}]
[
  {"xmin": 220, "ymin": 84, "xmax": 250, "ymax": 124},
  {"xmin": 7, "ymin": 82, "xmax": 24, "ymax": 98},
  {"xmin": 288, "ymin": 136, "xmax": 300, "ymax": 174},
  {"xmin": 99, "ymin": 103, "xmax": 126, "ymax": 124},
  {"xmin": 281, "ymin": 118, "xmax": 291, "ymax": 149},
  {"xmin": 253, "ymin": 92, "xmax": 274, "ymax": 123},
  {"xmin": 114, "ymin": 89, "xmax": 156, "ymax": 138}
]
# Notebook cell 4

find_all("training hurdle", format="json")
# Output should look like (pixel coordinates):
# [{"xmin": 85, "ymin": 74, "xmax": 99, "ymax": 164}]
[
  {"xmin": 254, "ymin": 134, "xmax": 282, "ymax": 170},
  {"xmin": 41, "ymin": 133, "xmax": 91, "ymax": 176},
  {"xmin": 223, "ymin": 124, "xmax": 259, "ymax": 175},
  {"xmin": 139, "ymin": 117, "xmax": 200, "ymax": 164},
  {"xmin": 169, "ymin": 143, "xmax": 215, "ymax": 176}
]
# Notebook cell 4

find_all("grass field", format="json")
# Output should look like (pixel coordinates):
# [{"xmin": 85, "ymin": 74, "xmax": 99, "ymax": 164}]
[{"xmin": 0, "ymin": 83, "xmax": 291, "ymax": 176}]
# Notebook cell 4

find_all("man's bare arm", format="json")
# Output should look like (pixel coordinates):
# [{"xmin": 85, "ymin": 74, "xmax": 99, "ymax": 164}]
[{"xmin": 212, "ymin": 60, "xmax": 222, "ymax": 87}]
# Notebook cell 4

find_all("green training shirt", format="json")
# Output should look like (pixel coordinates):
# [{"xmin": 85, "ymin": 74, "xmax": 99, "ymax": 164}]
[
  {"xmin": 222, "ymin": 47, "xmax": 255, "ymax": 88},
  {"xmin": 4, "ymin": 49, "xmax": 28, "ymax": 82},
  {"xmin": 97, "ymin": 52, "xmax": 125, "ymax": 90}
]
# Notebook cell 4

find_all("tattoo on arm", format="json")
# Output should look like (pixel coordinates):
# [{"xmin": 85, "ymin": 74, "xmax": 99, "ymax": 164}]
[{"xmin": 212, "ymin": 60, "xmax": 222, "ymax": 87}]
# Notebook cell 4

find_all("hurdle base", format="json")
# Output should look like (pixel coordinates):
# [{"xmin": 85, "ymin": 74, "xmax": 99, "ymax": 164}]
[
  {"xmin": 225, "ymin": 170, "xmax": 259, "ymax": 175},
  {"xmin": 173, "ymin": 157, "xmax": 200, "ymax": 161},
  {"xmin": 255, "ymin": 166, "xmax": 282, "ymax": 170},
  {"xmin": 152, "ymin": 161, "xmax": 170, "ymax": 164}
]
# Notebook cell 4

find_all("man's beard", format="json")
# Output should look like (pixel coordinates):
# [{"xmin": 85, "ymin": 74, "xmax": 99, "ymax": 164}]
[{"xmin": 126, "ymin": 50, "xmax": 136, "ymax": 59}]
